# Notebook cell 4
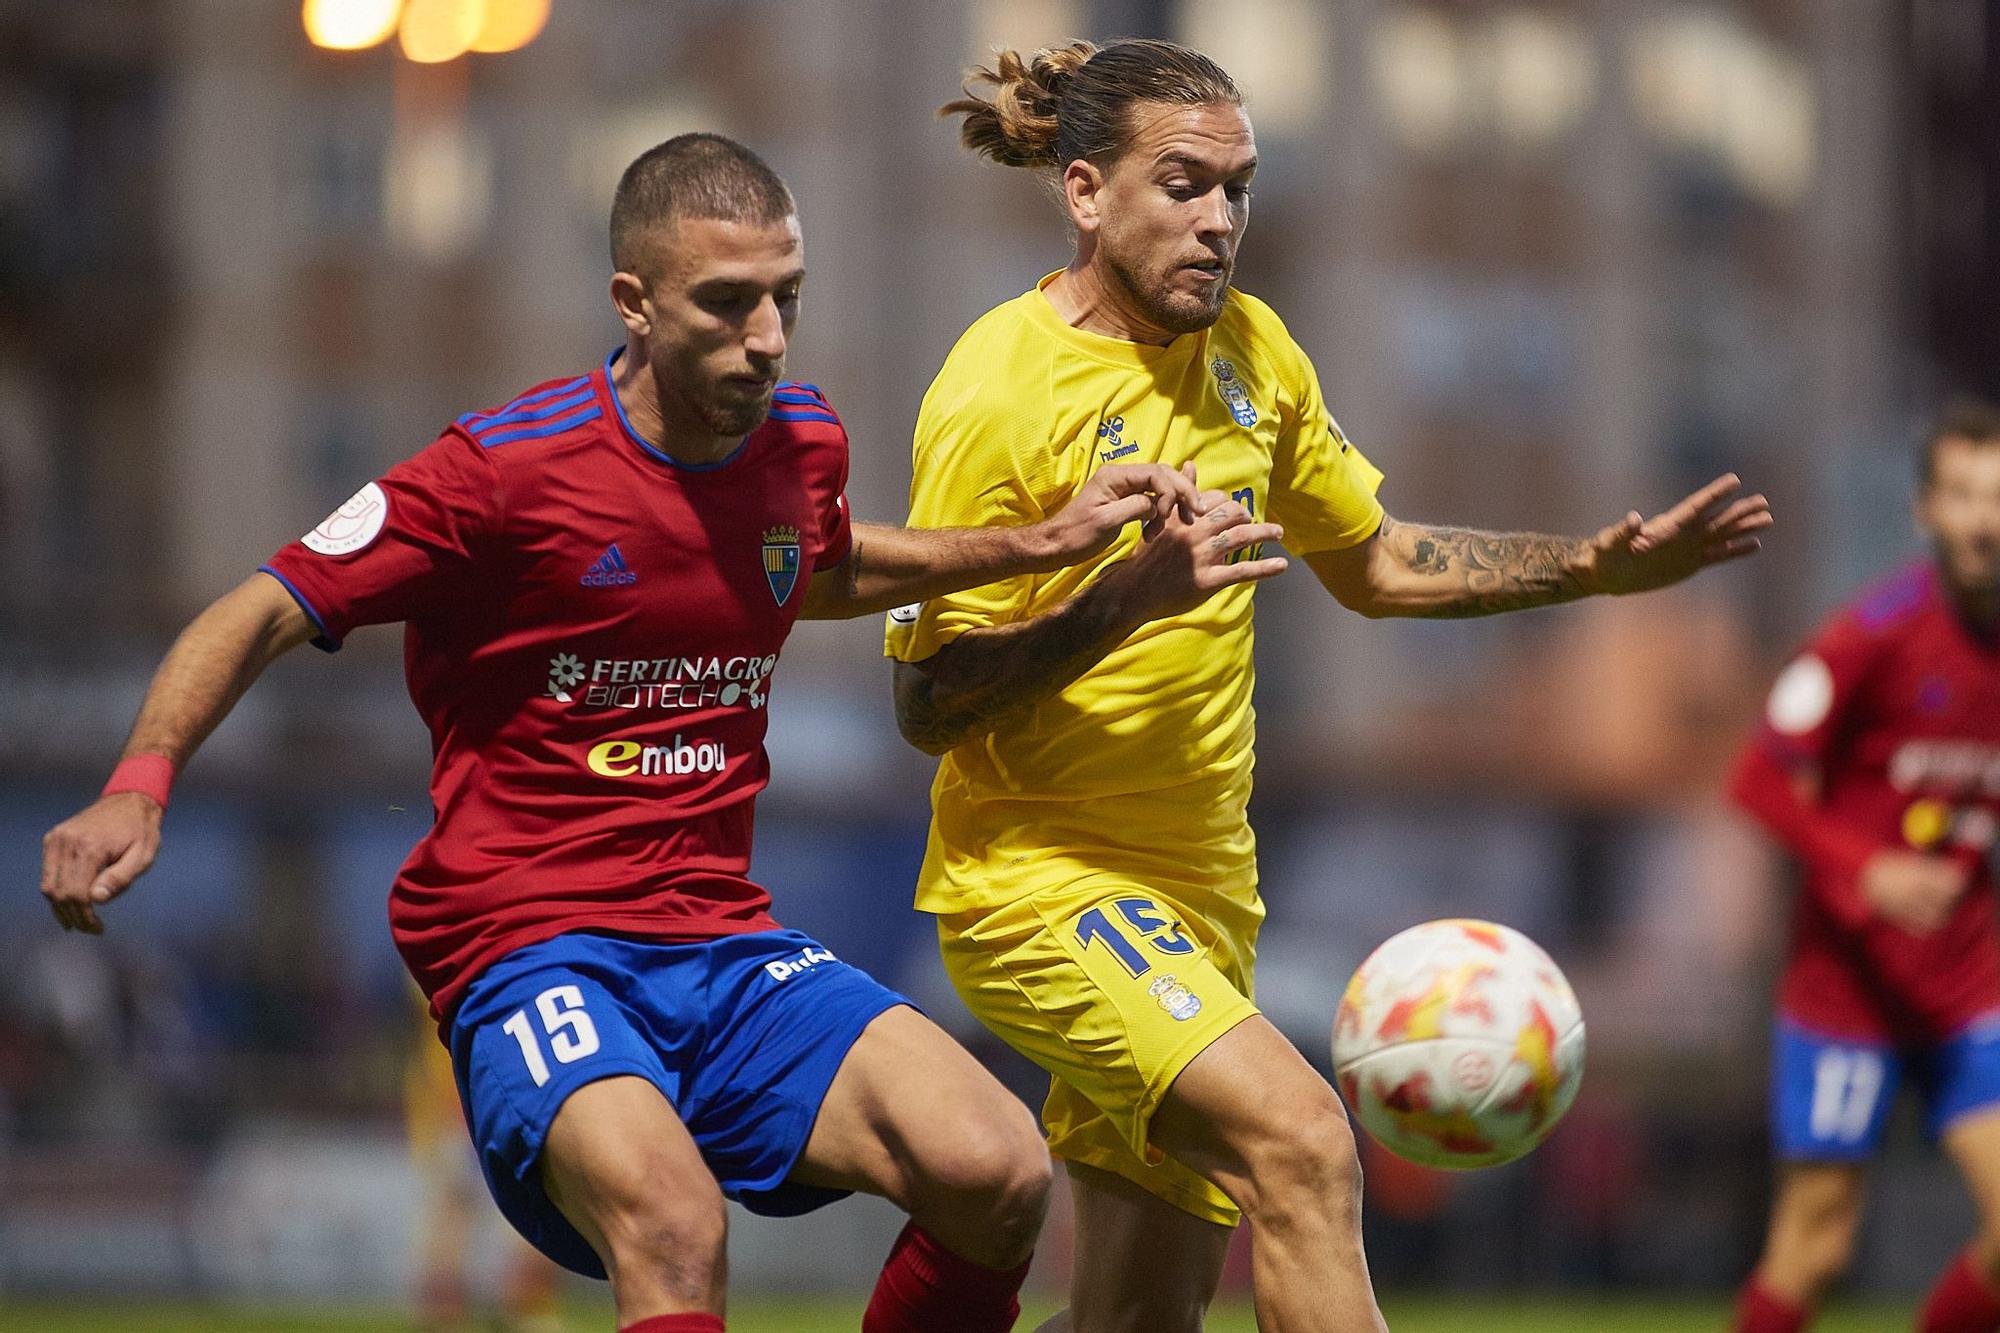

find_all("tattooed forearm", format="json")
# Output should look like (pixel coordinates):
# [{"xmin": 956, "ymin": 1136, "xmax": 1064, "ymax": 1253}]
[
  {"xmin": 1380, "ymin": 516, "xmax": 1591, "ymax": 618},
  {"xmin": 893, "ymin": 577, "xmax": 1142, "ymax": 755},
  {"xmin": 843, "ymin": 532, "xmax": 866, "ymax": 604}
]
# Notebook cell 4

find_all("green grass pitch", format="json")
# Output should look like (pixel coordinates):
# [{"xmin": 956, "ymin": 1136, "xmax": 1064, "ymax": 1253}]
[{"xmin": 0, "ymin": 1297, "xmax": 1906, "ymax": 1331}]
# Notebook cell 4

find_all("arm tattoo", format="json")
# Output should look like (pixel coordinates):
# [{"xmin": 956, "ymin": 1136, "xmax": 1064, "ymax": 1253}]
[
  {"xmin": 1382, "ymin": 516, "xmax": 1590, "ymax": 618},
  {"xmin": 843, "ymin": 532, "xmax": 865, "ymax": 604},
  {"xmin": 894, "ymin": 582, "xmax": 1137, "ymax": 755}
]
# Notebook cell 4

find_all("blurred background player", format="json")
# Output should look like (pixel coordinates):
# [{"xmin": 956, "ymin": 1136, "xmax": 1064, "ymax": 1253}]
[
  {"xmin": 36, "ymin": 132, "xmax": 1221, "ymax": 1333},
  {"xmin": 888, "ymin": 37, "xmax": 1773, "ymax": 1333},
  {"xmin": 1730, "ymin": 402, "xmax": 2000, "ymax": 1333},
  {"xmin": 405, "ymin": 986, "xmax": 567, "ymax": 1333}
]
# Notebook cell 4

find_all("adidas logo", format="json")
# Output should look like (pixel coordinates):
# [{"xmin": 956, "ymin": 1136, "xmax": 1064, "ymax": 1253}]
[{"xmin": 581, "ymin": 544, "xmax": 638, "ymax": 587}]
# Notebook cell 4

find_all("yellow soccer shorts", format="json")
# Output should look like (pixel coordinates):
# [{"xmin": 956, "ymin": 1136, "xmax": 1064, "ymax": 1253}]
[{"xmin": 938, "ymin": 874, "xmax": 1264, "ymax": 1227}]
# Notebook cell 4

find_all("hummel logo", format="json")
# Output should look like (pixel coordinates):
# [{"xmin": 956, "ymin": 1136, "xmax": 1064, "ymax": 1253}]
[{"xmin": 581, "ymin": 544, "xmax": 638, "ymax": 587}]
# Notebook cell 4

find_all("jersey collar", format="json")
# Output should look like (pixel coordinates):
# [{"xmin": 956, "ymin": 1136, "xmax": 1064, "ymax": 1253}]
[
  {"xmin": 1025, "ymin": 271, "xmax": 1206, "ymax": 370},
  {"xmin": 600, "ymin": 348, "xmax": 754, "ymax": 472}
]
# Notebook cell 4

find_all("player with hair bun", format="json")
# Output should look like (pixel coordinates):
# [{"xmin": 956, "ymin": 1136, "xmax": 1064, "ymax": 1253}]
[{"xmin": 889, "ymin": 36, "xmax": 1772, "ymax": 1332}]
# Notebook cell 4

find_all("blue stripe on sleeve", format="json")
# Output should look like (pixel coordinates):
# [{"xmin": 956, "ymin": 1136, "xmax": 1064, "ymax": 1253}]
[
  {"xmin": 478, "ymin": 405, "xmax": 603, "ymax": 447},
  {"xmin": 467, "ymin": 388, "xmax": 596, "ymax": 436},
  {"xmin": 458, "ymin": 376, "xmax": 589, "ymax": 427},
  {"xmin": 257, "ymin": 565, "xmax": 341, "ymax": 653}
]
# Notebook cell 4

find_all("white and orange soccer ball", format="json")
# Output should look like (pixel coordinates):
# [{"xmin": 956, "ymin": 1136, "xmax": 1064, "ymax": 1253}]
[{"xmin": 1332, "ymin": 918, "xmax": 1585, "ymax": 1169}]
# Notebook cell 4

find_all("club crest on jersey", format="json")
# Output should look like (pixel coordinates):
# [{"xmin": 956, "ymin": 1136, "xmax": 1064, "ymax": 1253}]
[
  {"xmin": 1148, "ymin": 974, "xmax": 1203, "ymax": 1021},
  {"xmin": 761, "ymin": 525, "xmax": 802, "ymax": 605},
  {"xmin": 1097, "ymin": 415, "xmax": 1139, "ymax": 463},
  {"xmin": 1210, "ymin": 359, "xmax": 1258, "ymax": 428}
]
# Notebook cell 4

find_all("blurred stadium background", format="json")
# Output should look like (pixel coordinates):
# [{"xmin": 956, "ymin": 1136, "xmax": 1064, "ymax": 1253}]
[{"xmin": 2, "ymin": 0, "xmax": 1997, "ymax": 1326}]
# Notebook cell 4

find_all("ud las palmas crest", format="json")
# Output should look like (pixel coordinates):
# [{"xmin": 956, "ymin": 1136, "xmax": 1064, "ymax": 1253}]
[
  {"xmin": 761, "ymin": 525, "xmax": 802, "ymax": 605},
  {"xmin": 1210, "ymin": 358, "xmax": 1259, "ymax": 428}
]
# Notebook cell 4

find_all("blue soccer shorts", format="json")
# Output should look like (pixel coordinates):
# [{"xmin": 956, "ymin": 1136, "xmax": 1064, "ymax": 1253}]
[
  {"xmin": 1772, "ymin": 1015, "xmax": 2000, "ymax": 1161},
  {"xmin": 445, "ymin": 928, "xmax": 910, "ymax": 1276}
]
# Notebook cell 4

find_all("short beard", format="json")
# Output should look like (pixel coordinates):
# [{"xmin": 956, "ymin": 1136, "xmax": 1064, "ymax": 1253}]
[
  {"xmin": 1938, "ymin": 541, "xmax": 2000, "ymax": 602},
  {"xmin": 1107, "ymin": 249, "xmax": 1228, "ymax": 336},
  {"xmin": 654, "ymin": 351, "xmax": 774, "ymax": 439},
  {"xmin": 697, "ymin": 395, "xmax": 772, "ymax": 438}
]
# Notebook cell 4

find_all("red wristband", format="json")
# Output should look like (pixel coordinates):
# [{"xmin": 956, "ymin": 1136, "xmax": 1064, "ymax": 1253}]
[{"xmin": 102, "ymin": 754, "xmax": 175, "ymax": 810}]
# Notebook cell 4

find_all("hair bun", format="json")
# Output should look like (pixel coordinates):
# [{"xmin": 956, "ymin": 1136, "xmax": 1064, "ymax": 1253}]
[
  {"xmin": 944, "ymin": 38, "xmax": 1240, "ymax": 177},
  {"xmin": 941, "ymin": 40, "xmax": 1099, "ymax": 170}
]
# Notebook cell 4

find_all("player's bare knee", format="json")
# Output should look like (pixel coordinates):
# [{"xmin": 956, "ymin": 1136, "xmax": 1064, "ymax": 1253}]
[
  {"xmin": 560, "ymin": 1139, "xmax": 730, "ymax": 1296},
  {"xmin": 1774, "ymin": 1205, "xmax": 1858, "ymax": 1291},
  {"xmin": 1801, "ymin": 1225, "xmax": 1856, "ymax": 1290},
  {"xmin": 944, "ymin": 1113, "xmax": 1053, "ymax": 1239},
  {"xmin": 904, "ymin": 1105, "xmax": 1050, "ymax": 1266},
  {"xmin": 990, "ymin": 1140, "xmax": 1055, "ymax": 1245},
  {"xmin": 598, "ymin": 1189, "xmax": 729, "ymax": 1297},
  {"xmin": 1238, "ymin": 1088, "xmax": 1360, "ymax": 1219}
]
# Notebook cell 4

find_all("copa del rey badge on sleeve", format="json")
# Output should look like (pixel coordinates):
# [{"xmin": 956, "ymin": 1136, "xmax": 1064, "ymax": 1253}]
[{"xmin": 303, "ymin": 482, "xmax": 389, "ymax": 556}]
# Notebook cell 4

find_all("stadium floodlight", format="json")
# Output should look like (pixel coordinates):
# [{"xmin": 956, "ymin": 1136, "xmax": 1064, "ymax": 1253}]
[
  {"xmin": 305, "ymin": 0, "xmax": 551, "ymax": 60},
  {"xmin": 303, "ymin": 0, "xmax": 402, "ymax": 51},
  {"xmin": 398, "ymin": 0, "xmax": 483, "ymax": 63},
  {"xmin": 470, "ymin": 0, "xmax": 551, "ymax": 53}
]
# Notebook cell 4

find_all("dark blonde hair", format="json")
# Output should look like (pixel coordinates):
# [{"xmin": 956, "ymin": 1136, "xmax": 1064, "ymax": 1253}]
[{"xmin": 943, "ymin": 38, "xmax": 1241, "ymax": 172}]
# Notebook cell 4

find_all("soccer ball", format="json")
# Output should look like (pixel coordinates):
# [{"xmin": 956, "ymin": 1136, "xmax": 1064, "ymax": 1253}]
[{"xmin": 1332, "ymin": 918, "xmax": 1585, "ymax": 1169}]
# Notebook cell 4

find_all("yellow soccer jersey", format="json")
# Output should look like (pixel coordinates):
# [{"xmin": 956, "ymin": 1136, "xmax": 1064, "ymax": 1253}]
[{"xmin": 886, "ymin": 275, "xmax": 1384, "ymax": 914}]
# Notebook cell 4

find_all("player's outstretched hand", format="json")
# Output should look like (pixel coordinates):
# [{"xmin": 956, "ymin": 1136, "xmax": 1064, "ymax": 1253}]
[
  {"xmin": 1860, "ymin": 849, "xmax": 1970, "ymax": 935},
  {"xmin": 1584, "ymin": 474, "xmax": 1773, "ymax": 596},
  {"xmin": 40, "ymin": 793, "xmax": 162, "ymax": 934},
  {"xmin": 1034, "ymin": 461, "xmax": 1208, "ymax": 568},
  {"xmin": 1100, "ymin": 489, "xmax": 1287, "ymax": 622}
]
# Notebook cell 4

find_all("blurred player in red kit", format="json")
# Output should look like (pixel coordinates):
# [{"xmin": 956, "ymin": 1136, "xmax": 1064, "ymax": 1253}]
[
  {"xmin": 36, "ymin": 134, "xmax": 1225, "ymax": 1333},
  {"xmin": 1732, "ymin": 402, "xmax": 2000, "ymax": 1333}
]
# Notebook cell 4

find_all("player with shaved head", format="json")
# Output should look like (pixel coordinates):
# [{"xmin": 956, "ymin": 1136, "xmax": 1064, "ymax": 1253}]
[{"xmin": 39, "ymin": 132, "xmax": 1224, "ymax": 1333}]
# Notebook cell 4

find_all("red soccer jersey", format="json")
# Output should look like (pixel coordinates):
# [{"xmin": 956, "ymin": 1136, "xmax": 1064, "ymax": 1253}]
[
  {"xmin": 261, "ymin": 353, "xmax": 852, "ymax": 1019},
  {"xmin": 1730, "ymin": 562, "xmax": 2000, "ymax": 1041}
]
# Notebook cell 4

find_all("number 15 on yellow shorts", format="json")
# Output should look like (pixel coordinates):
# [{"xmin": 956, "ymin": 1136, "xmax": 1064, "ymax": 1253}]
[{"xmin": 938, "ymin": 879, "xmax": 1262, "ymax": 1181}]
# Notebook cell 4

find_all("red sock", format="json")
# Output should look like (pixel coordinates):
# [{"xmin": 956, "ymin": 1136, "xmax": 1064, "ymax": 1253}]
[
  {"xmin": 1734, "ymin": 1276, "xmax": 1808, "ymax": 1333},
  {"xmin": 1921, "ymin": 1252, "xmax": 2000, "ymax": 1333},
  {"xmin": 619, "ymin": 1315, "xmax": 724, "ymax": 1333},
  {"xmin": 862, "ymin": 1222, "xmax": 1030, "ymax": 1333}
]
